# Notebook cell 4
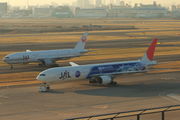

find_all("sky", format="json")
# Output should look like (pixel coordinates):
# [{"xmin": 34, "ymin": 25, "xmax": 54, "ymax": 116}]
[{"xmin": 0, "ymin": 0, "xmax": 180, "ymax": 7}]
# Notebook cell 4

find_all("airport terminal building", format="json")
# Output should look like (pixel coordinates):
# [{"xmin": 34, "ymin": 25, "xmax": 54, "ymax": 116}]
[
  {"xmin": 75, "ymin": 8, "xmax": 107, "ymax": 18},
  {"xmin": 0, "ymin": 2, "xmax": 8, "ymax": 16},
  {"xmin": 108, "ymin": 2, "xmax": 168, "ymax": 18}
]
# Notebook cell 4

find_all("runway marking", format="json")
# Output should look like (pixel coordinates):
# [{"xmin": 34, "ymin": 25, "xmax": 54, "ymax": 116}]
[
  {"xmin": 0, "ymin": 94, "xmax": 8, "ymax": 105},
  {"xmin": 166, "ymin": 94, "xmax": 180, "ymax": 102},
  {"xmin": 160, "ymin": 77, "xmax": 176, "ymax": 80},
  {"xmin": 92, "ymin": 105, "xmax": 109, "ymax": 109},
  {"xmin": 0, "ymin": 95, "xmax": 8, "ymax": 99}
]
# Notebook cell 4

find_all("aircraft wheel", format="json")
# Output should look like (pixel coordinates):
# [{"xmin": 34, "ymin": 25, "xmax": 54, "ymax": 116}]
[
  {"xmin": 110, "ymin": 81, "xmax": 118, "ymax": 86},
  {"xmin": 39, "ymin": 83, "xmax": 50, "ymax": 92},
  {"xmin": 52, "ymin": 64, "xmax": 59, "ymax": 67},
  {"xmin": 38, "ymin": 64, "xmax": 44, "ymax": 66}
]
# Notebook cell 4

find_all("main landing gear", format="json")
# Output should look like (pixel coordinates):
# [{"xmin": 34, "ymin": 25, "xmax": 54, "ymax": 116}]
[
  {"xmin": 110, "ymin": 81, "xmax": 118, "ymax": 86},
  {"xmin": 89, "ymin": 77, "xmax": 118, "ymax": 86},
  {"xmin": 39, "ymin": 83, "xmax": 50, "ymax": 92},
  {"xmin": 89, "ymin": 81, "xmax": 118, "ymax": 87},
  {"xmin": 38, "ymin": 63, "xmax": 59, "ymax": 67},
  {"xmin": 10, "ymin": 64, "xmax": 13, "ymax": 70}
]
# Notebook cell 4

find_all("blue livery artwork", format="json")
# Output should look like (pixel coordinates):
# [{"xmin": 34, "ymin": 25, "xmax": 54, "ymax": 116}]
[{"xmin": 87, "ymin": 62, "xmax": 146, "ymax": 78}]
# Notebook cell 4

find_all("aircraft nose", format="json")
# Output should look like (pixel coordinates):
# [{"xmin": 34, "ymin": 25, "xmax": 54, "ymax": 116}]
[
  {"xmin": 36, "ymin": 73, "xmax": 46, "ymax": 81},
  {"xmin": 36, "ymin": 75, "xmax": 40, "ymax": 80},
  {"xmin": 3, "ymin": 56, "xmax": 10, "ymax": 63},
  {"xmin": 36, "ymin": 75, "xmax": 42, "ymax": 81},
  {"xmin": 2, "ymin": 57, "xmax": 7, "ymax": 62}
]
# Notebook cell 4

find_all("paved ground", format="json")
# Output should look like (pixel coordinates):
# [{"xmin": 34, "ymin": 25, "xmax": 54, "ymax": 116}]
[
  {"xmin": 0, "ymin": 70, "xmax": 180, "ymax": 120},
  {"xmin": 0, "ymin": 18, "xmax": 180, "ymax": 120}
]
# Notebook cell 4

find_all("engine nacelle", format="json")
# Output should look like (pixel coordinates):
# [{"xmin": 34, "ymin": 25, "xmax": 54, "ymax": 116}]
[
  {"xmin": 42, "ymin": 59, "xmax": 56, "ymax": 66},
  {"xmin": 99, "ymin": 76, "xmax": 113, "ymax": 85}
]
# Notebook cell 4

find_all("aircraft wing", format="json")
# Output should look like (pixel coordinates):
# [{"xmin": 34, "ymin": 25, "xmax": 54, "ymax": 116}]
[
  {"xmin": 69, "ymin": 62, "xmax": 79, "ymax": 66},
  {"xmin": 26, "ymin": 49, "xmax": 32, "ymax": 52}
]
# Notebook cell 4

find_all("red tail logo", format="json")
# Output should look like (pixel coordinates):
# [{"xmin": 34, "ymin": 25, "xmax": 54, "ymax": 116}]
[
  {"xmin": 146, "ymin": 38, "xmax": 158, "ymax": 60},
  {"xmin": 81, "ymin": 36, "xmax": 87, "ymax": 42}
]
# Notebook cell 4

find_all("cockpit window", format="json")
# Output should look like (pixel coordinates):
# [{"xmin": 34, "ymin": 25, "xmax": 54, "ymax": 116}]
[
  {"xmin": 40, "ymin": 74, "xmax": 46, "ymax": 76},
  {"xmin": 5, "ymin": 57, "xmax": 9, "ymax": 59}
]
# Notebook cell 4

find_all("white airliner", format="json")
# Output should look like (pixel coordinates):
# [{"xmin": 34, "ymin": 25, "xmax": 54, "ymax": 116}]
[
  {"xmin": 3, "ymin": 33, "xmax": 88, "ymax": 68},
  {"xmin": 37, "ymin": 38, "xmax": 158, "ymax": 92}
]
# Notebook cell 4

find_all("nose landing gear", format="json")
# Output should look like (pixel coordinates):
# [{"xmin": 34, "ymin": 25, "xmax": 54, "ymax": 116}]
[
  {"xmin": 10, "ymin": 64, "xmax": 13, "ymax": 69},
  {"xmin": 39, "ymin": 83, "xmax": 50, "ymax": 92}
]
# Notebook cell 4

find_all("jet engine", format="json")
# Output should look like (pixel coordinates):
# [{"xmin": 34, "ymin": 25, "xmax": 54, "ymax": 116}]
[
  {"xmin": 99, "ymin": 76, "xmax": 112, "ymax": 85},
  {"xmin": 89, "ymin": 75, "xmax": 114, "ymax": 85},
  {"xmin": 40, "ymin": 59, "xmax": 56, "ymax": 66}
]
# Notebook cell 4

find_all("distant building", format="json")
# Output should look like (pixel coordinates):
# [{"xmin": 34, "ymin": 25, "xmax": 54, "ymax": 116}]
[
  {"xmin": 134, "ymin": 2, "xmax": 168, "ymax": 18},
  {"xmin": 119, "ymin": 1, "xmax": 125, "ymax": 6},
  {"xmin": 108, "ymin": 4, "xmax": 134, "ymax": 17},
  {"xmin": 76, "ymin": 0, "xmax": 92, "ymax": 8},
  {"xmin": 171, "ymin": 5, "xmax": 180, "ymax": 18},
  {"xmin": 0, "ymin": 2, "xmax": 8, "ymax": 16},
  {"xmin": 96, "ymin": 0, "xmax": 103, "ymax": 7},
  {"xmin": 52, "ymin": 6, "xmax": 73, "ymax": 18},
  {"xmin": 108, "ymin": 2, "xmax": 168, "ymax": 18},
  {"xmin": 75, "ymin": 8, "xmax": 107, "ymax": 18},
  {"xmin": 11, "ymin": 9, "xmax": 32, "ymax": 18},
  {"xmin": 33, "ymin": 7, "xmax": 52, "ymax": 17}
]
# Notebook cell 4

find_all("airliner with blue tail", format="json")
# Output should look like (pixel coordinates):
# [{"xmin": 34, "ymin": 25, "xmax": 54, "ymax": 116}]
[{"xmin": 37, "ymin": 38, "xmax": 158, "ymax": 92}]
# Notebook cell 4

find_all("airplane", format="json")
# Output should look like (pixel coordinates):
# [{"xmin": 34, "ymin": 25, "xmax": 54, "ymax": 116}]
[
  {"xmin": 3, "ymin": 33, "xmax": 89, "ymax": 69},
  {"xmin": 36, "ymin": 38, "xmax": 158, "ymax": 92}
]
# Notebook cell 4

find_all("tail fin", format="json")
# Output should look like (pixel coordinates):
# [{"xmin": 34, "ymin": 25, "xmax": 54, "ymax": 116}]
[
  {"xmin": 140, "ymin": 38, "xmax": 158, "ymax": 65},
  {"xmin": 74, "ymin": 32, "xmax": 88, "ymax": 50}
]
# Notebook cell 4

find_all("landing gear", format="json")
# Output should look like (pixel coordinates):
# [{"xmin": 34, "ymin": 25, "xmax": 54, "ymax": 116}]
[
  {"xmin": 39, "ymin": 83, "xmax": 50, "ymax": 92},
  {"xmin": 110, "ymin": 81, "xmax": 118, "ymax": 86},
  {"xmin": 89, "ymin": 77, "xmax": 101, "ymax": 85},
  {"xmin": 38, "ymin": 63, "xmax": 44, "ymax": 66},
  {"xmin": 38, "ymin": 63, "xmax": 59, "ymax": 67},
  {"xmin": 51, "ymin": 64, "xmax": 59, "ymax": 67},
  {"xmin": 10, "ymin": 65, "xmax": 13, "ymax": 70},
  {"xmin": 89, "ymin": 77, "xmax": 118, "ymax": 86}
]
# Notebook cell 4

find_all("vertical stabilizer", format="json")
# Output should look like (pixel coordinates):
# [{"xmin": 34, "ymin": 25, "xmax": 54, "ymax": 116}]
[
  {"xmin": 141, "ymin": 38, "xmax": 158, "ymax": 65},
  {"xmin": 74, "ymin": 32, "xmax": 88, "ymax": 50}
]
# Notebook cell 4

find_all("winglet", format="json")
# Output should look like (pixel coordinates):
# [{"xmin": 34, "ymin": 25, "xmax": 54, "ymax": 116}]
[{"xmin": 69, "ymin": 62, "xmax": 79, "ymax": 66}]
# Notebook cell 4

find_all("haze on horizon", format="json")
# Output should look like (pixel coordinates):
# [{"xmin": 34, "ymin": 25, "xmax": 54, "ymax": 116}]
[{"xmin": 0, "ymin": 0, "xmax": 180, "ymax": 7}]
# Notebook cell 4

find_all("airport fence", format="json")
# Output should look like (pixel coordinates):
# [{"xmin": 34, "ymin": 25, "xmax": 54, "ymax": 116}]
[{"xmin": 66, "ymin": 104, "xmax": 180, "ymax": 120}]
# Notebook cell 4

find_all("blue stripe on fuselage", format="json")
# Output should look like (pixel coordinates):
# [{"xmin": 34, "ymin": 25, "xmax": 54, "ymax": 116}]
[{"xmin": 87, "ymin": 62, "xmax": 145, "ymax": 78}]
